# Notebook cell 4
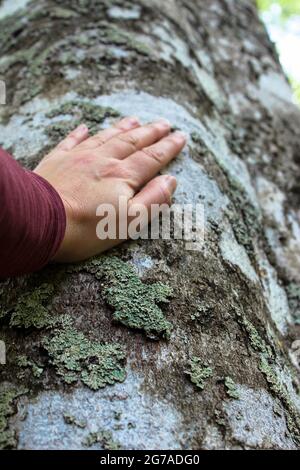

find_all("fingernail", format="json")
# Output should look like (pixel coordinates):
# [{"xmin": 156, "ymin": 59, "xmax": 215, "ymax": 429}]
[
  {"xmin": 172, "ymin": 131, "xmax": 187, "ymax": 143},
  {"xmin": 154, "ymin": 118, "xmax": 171, "ymax": 129},
  {"xmin": 165, "ymin": 175, "xmax": 177, "ymax": 193},
  {"xmin": 123, "ymin": 116, "xmax": 140, "ymax": 129}
]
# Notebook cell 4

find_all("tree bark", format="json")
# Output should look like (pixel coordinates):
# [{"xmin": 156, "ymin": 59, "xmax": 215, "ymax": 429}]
[{"xmin": 1, "ymin": 0, "xmax": 300, "ymax": 450}]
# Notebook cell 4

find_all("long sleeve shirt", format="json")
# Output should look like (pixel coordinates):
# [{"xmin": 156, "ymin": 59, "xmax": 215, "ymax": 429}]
[{"xmin": 0, "ymin": 147, "xmax": 66, "ymax": 278}]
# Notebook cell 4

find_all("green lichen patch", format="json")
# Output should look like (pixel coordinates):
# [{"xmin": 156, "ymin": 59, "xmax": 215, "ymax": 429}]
[
  {"xmin": 46, "ymin": 100, "xmax": 120, "ymax": 120},
  {"xmin": 97, "ymin": 22, "xmax": 151, "ymax": 56},
  {"xmin": 49, "ymin": 7, "xmax": 79, "ymax": 19},
  {"xmin": 190, "ymin": 132, "xmax": 261, "ymax": 256},
  {"xmin": 68, "ymin": 255, "xmax": 173, "ymax": 338},
  {"xmin": 0, "ymin": 384, "xmax": 27, "ymax": 449},
  {"xmin": 43, "ymin": 324, "xmax": 126, "ymax": 390},
  {"xmin": 46, "ymin": 101, "xmax": 120, "ymax": 136},
  {"xmin": 227, "ymin": 190, "xmax": 261, "ymax": 256},
  {"xmin": 214, "ymin": 409, "xmax": 227, "ymax": 427},
  {"xmin": 235, "ymin": 309, "xmax": 273, "ymax": 357},
  {"xmin": 190, "ymin": 300, "xmax": 216, "ymax": 321},
  {"xmin": 235, "ymin": 309, "xmax": 300, "ymax": 437},
  {"xmin": 259, "ymin": 356, "xmax": 300, "ymax": 436},
  {"xmin": 9, "ymin": 283, "xmax": 56, "ymax": 329},
  {"xmin": 224, "ymin": 377, "xmax": 240, "ymax": 399},
  {"xmin": 16, "ymin": 355, "xmax": 43, "ymax": 379},
  {"xmin": 45, "ymin": 121, "xmax": 76, "ymax": 142},
  {"xmin": 82, "ymin": 430, "xmax": 120, "ymax": 449},
  {"xmin": 63, "ymin": 412, "xmax": 86, "ymax": 429},
  {"xmin": 0, "ymin": 9, "xmax": 30, "ymax": 55},
  {"xmin": 93, "ymin": 256, "xmax": 173, "ymax": 339},
  {"xmin": 186, "ymin": 357, "xmax": 213, "ymax": 391}
]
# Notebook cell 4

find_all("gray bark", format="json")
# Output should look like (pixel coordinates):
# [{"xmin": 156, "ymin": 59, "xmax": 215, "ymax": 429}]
[{"xmin": 0, "ymin": 0, "xmax": 300, "ymax": 450}]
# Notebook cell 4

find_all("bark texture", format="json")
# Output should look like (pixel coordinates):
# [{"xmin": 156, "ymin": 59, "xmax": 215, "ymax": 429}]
[{"xmin": 1, "ymin": 0, "xmax": 300, "ymax": 450}]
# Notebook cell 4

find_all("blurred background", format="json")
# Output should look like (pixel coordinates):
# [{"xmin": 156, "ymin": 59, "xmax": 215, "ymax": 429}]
[{"xmin": 257, "ymin": 0, "xmax": 300, "ymax": 104}]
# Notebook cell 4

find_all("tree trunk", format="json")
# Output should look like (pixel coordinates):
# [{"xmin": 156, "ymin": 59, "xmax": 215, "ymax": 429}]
[{"xmin": 1, "ymin": 0, "xmax": 300, "ymax": 450}]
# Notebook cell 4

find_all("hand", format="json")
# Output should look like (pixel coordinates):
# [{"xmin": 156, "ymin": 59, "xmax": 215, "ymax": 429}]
[{"xmin": 34, "ymin": 116, "xmax": 186, "ymax": 262}]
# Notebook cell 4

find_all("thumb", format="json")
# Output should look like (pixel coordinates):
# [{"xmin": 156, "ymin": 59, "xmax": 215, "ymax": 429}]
[{"xmin": 129, "ymin": 174, "xmax": 177, "ymax": 216}]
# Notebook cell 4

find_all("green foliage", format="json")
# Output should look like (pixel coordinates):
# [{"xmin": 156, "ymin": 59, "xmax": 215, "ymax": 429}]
[
  {"xmin": 257, "ymin": 1, "xmax": 300, "ymax": 106},
  {"xmin": 290, "ymin": 78, "xmax": 300, "ymax": 106},
  {"xmin": 257, "ymin": 0, "xmax": 300, "ymax": 19}
]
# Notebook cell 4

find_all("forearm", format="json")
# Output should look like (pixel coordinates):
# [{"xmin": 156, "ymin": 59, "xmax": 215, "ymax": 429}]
[{"xmin": 0, "ymin": 147, "xmax": 66, "ymax": 278}]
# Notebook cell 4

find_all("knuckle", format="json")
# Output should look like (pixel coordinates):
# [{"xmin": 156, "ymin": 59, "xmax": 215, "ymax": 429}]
[
  {"xmin": 115, "ymin": 160, "xmax": 132, "ymax": 179},
  {"xmin": 73, "ymin": 152, "xmax": 94, "ymax": 165},
  {"xmin": 117, "ymin": 133, "xmax": 139, "ymax": 150},
  {"xmin": 69, "ymin": 130, "xmax": 79, "ymax": 139},
  {"xmin": 93, "ymin": 135, "xmax": 106, "ymax": 146},
  {"xmin": 148, "ymin": 124, "xmax": 161, "ymax": 138},
  {"xmin": 100, "ymin": 159, "xmax": 127, "ymax": 179},
  {"xmin": 114, "ymin": 161, "xmax": 140, "ymax": 188},
  {"xmin": 115, "ymin": 122, "xmax": 129, "ymax": 131},
  {"xmin": 57, "ymin": 136, "xmax": 74, "ymax": 148},
  {"xmin": 158, "ymin": 182, "xmax": 172, "ymax": 204},
  {"xmin": 65, "ymin": 135, "xmax": 78, "ymax": 147},
  {"xmin": 141, "ymin": 146, "xmax": 165, "ymax": 164}
]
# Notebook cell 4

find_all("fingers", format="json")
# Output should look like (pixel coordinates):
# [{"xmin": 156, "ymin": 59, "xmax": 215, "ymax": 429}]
[
  {"xmin": 77, "ymin": 116, "xmax": 140, "ymax": 150},
  {"xmin": 125, "ymin": 131, "xmax": 186, "ymax": 190},
  {"xmin": 130, "ymin": 175, "xmax": 177, "ymax": 210},
  {"xmin": 99, "ymin": 118, "xmax": 171, "ymax": 160},
  {"xmin": 124, "ymin": 175, "xmax": 177, "ymax": 241},
  {"xmin": 55, "ymin": 124, "xmax": 89, "ymax": 151}
]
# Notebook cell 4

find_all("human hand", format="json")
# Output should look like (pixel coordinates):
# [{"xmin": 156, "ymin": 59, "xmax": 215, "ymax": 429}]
[{"xmin": 34, "ymin": 116, "xmax": 186, "ymax": 262}]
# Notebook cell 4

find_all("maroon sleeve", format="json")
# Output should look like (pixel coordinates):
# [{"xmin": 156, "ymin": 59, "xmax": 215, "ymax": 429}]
[{"xmin": 0, "ymin": 147, "xmax": 66, "ymax": 278}]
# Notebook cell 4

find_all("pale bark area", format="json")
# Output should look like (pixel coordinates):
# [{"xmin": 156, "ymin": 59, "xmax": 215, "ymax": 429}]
[{"xmin": 0, "ymin": 0, "xmax": 300, "ymax": 450}]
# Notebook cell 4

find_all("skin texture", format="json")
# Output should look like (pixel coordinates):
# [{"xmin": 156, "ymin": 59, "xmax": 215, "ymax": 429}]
[{"xmin": 34, "ymin": 116, "xmax": 186, "ymax": 262}]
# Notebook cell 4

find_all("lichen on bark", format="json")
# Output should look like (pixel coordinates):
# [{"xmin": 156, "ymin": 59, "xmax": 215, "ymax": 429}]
[
  {"xmin": 9, "ymin": 283, "xmax": 55, "ymax": 329},
  {"xmin": 95, "ymin": 256, "xmax": 173, "ymax": 339},
  {"xmin": 186, "ymin": 357, "xmax": 213, "ymax": 391},
  {"xmin": 82, "ymin": 429, "xmax": 120, "ymax": 449},
  {"xmin": 43, "ymin": 321, "xmax": 126, "ymax": 390},
  {"xmin": 0, "ymin": 384, "xmax": 27, "ymax": 449},
  {"xmin": 46, "ymin": 100, "xmax": 121, "ymax": 137},
  {"xmin": 224, "ymin": 377, "xmax": 240, "ymax": 400}
]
